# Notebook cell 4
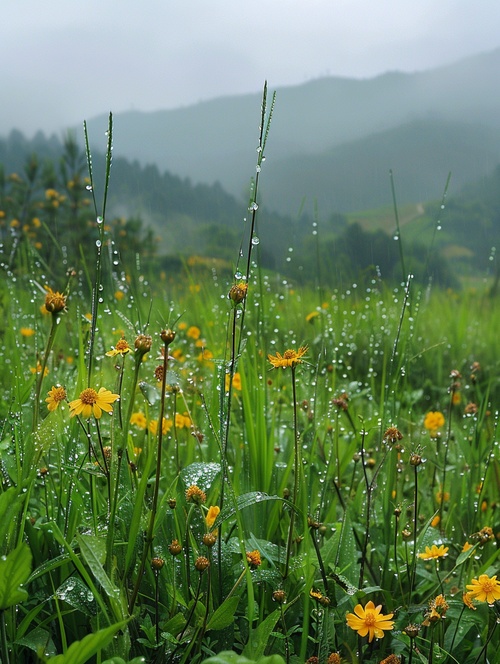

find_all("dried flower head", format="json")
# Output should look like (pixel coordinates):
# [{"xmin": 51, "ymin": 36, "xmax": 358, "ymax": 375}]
[
  {"xmin": 272, "ymin": 589, "xmax": 287, "ymax": 604},
  {"xmin": 327, "ymin": 654, "xmax": 342, "ymax": 664},
  {"xmin": 195, "ymin": 556, "xmax": 210, "ymax": 573},
  {"xmin": 228, "ymin": 281, "xmax": 248, "ymax": 304},
  {"xmin": 464, "ymin": 402, "xmax": 478, "ymax": 415},
  {"xmin": 185, "ymin": 485, "xmax": 206, "ymax": 504},
  {"xmin": 134, "ymin": 334, "xmax": 152, "ymax": 355},
  {"xmin": 160, "ymin": 328, "xmax": 176, "ymax": 344},
  {"xmin": 473, "ymin": 526, "xmax": 494, "ymax": 545},
  {"xmin": 151, "ymin": 557, "xmax": 165, "ymax": 571},
  {"xmin": 423, "ymin": 594, "xmax": 449, "ymax": 624},
  {"xmin": 332, "ymin": 393, "xmax": 349, "ymax": 411},
  {"xmin": 384, "ymin": 426, "xmax": 403, "ymax": 445},
  {"xmin": 246, "ymin": 550, "xmax": 262, "ymax": 568},
  {"xmin": 168, "ymin": 539, "xmax": 182, "ymax": 556},
  {"xmin": 379, "ymin": 656, "xmax": 401, "ymax": 664},
  {"xmin": 202, "ymin": 533, "xmax": 217, "ymax": 548},
  {"xmin": 403, "ymin": 623, "xmax": 420, "ymax": 639}
]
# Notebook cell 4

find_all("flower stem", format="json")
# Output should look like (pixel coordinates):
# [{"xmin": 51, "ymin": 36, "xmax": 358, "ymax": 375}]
[
  {"xmin": 284, "ymin": 365, "xmax": 299, "ymax": 579},
  {"xmin": 128, "ymin": 332, "xmax": 171, "ymax": 614}
]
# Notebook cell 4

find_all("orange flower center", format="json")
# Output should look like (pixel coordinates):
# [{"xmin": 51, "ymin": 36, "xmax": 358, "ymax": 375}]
[
  {"xmin": 79, "ymin": 388, "xmax": 98, "ymax": 405},
  {"xmin": 115, "ymin": 339, "xmax": 129, "ymax": 351},
  {"xmin": 283, "ymin": 350, "xmax": 295, "ymax": 359},
  {"xmin": 364, "ymin": 612, "xmax": 376, "ymax": 626},
  {"xmin": 51, "ymin": 387, "xmax": 66, "ymax": 402},
  {"xmin": 481, "ymin": 580, "xmax": 495, "ymax": 593}
]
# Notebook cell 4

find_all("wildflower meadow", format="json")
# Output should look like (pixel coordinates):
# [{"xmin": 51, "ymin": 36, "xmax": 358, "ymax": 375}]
[{"xmin": 0, "ymin": 87, "xmax": 499, "ymax": 664}]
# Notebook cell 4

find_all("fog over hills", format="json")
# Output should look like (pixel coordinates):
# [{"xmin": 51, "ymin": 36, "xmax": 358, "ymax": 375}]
[{"xmin": 79, "ymin": 48, "xmax": 500, "ymax": 215}]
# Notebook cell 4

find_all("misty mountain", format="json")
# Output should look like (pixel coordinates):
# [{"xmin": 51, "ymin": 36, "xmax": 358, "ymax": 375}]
[{"xmin": 79, "ymin": 48, "xmax": 500, "ymax": 215}]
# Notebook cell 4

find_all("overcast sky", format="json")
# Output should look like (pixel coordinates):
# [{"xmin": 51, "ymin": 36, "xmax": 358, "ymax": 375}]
[{"xmin": 1, "ymin": 1, "xmax": 499, "ymax": 136}]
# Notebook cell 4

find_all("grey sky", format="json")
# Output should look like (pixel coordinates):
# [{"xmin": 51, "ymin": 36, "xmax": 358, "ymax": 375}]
[{"xmin": 1, "ymin": 1, "xmax": 499, "ymax": 135}]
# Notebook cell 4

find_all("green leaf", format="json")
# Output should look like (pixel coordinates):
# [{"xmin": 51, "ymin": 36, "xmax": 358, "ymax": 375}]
[
  {"xmin": 214, "ymin": 493, "xmax": 288, "ymax": 530},
  {"xmin": 0, "ymin": 486, "xmax": 24, "ymax": 551},
  {"xmin": 206, "ymin": 595, "xmax": 240, "ymax": 631},
  {"xmin": 76, "ymin": 533, "xmax": 117, "ymax": 599},
  {"xmin": 242, "ymin": 609, "xmax": 281, "ymax": 660},
  {"xmin": 101, "ymin": 658, "xmax": 146, "ymax": 664},
  {"xmin": 0, "ymin": 543, "xmax": 32, "ymax": 610},
  {"xmin": 46, "ymin": 621, "xmax": 128, "ymax": 664},
  {"xmin": 201, "ymin": 653, "xmax": 286, "ymax": 664}
]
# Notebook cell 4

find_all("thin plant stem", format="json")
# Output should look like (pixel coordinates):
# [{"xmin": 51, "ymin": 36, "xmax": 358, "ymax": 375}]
[
  {"xmin": 32, "ymin": 313, "xmax": 59, "ymax": 432},
  {"xmin": 128, "ymin": 330, "xmax": 172, "ymax": 614},
  {"xmin": 284, "ymin": 365, "xmax": 299, "ymax": 579},
  {"xmin": 0, "ymin": 610, "xmax": 9, "ymax": 664}
]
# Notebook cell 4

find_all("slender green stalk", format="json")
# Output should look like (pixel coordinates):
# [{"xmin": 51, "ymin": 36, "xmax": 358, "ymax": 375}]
[
  {"xmin": 0, "ymin": 610, "xmax": 9, "ymax": 664},
  {"xmin": 284, "ymin": 365, "xmax": 299, "ymax": 579},
  {"xmin": 128, "ymin": 329, "xmax": 173, "ymax": 614},
  {"xmin": 32, "ymin": 313, "xmax": 59, "ymax": 432}
]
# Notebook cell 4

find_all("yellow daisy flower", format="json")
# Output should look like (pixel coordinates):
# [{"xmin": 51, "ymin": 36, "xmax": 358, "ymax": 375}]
[
  {"xmin": 45, "ymin": 385, "xmax": 67, "ymax": 411},
  {"xmin": 346, "ymin": 600, "xmax": 394, "ymax": 642},
  {"xmin": 20, "ymin": 327, "xmax": 35, "ymax": 337},
  {"xmin": 106, "ymin": 336, "xmax": 131, "ymax": 357},
  {"xmin": 424, "ymin": 411, "xmax": 445, "ymax": 434},
  {"xmin": 417, "ymin": 544, "xmax": 449, "ymax": 560},
  {"xmin": 268, "ymin": 345, "xmax": 308, "ymax": 369},
  {"xmin": 466, "ymin": 574, "xmax": 500, "ymax": 604},
  {"xmin": 69, "ymin": 387, "xmax": 119, "ymax": 419}
]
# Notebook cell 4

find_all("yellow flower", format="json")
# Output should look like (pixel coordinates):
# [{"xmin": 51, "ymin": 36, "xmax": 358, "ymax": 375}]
[
  {"xmin": 106, "ymin": 337, "xmax": 131, "ymax": 357},
  {"xmin": 44, "ymin": 287, "xmax": 67, "ymax": 314},
  {"xmin": 430, "ymin": 515, "xmax": 441, "ymax": 528},
  {"xmin": 205, "ymin": 505, "xmax": 220, "ymax": 530},
  {"xmin": 435, "ymin": 488, "xmax": 450, "ymax": 503},
  {"xmin": 424, "ymin": 411, "xmax": 445, "ymax": 434},
  {"xmin": 130, "ymin": 412, "xmax": 148, "ymax": 429},
  {"xmin": 305, "ymin": 310, "xmax": 319, "ymax": 323},
  {"xmin": 148, "ymin": 417, "xmax": 172, "ymax": 436},
  {"xmin": 462, "ymin": 541, "xmax": 473, "ymax": 553},
  {"xmin": 30, "ymin": 362, "xmax": 49, "ymax": 376},
  {"xmin": 45, "ymin": 386, "xmax": 67, "ymax": 411},
  {"xmin": 175, "ymin": 412, "xmax": 192, "ymax": 429},
  {"xmin": 346, "ymin": 600, "xmax": 394, "ymax": 643},
  {"xmin": 417, "ymin": 544, "xmax": 449, "ymax": 560},
  {"xmin": 69, "ymin": 387, "xmax": 119, "ymax": 419},
  {"xmin": 423, "ymin": 594, "xmax": 449, "ymax": 624},
  {"xmin": 20, "ymin": 327, "xmax": 35, "ymax": 337},
  {"xmin": 187, "ymin": 325, "xmax": 201, "ymax": 340},
  {"xmin": 246, "ymin": 550, "xmax": 262, "ymax": 568},
  {"xmin": 197, "ymin": 349, "xmax": 213, "ymax": 362},
  {"xmin": 225, "ymin": 372, "xmax": 242, "ymax": 391},
  {"xmin": 114, "ymin": 290, "xmax": 125, "ymax": 301},
  {"xmin": 462, "ymin": 592, "xmax": 476, "ymax": 610},
  {"xmin": 268, "ymin": 346, "xmax": 308, "ymax": 369},
  {"xmin": 466, "ymin": 574, "xmax": 500, "ymax": 604}
]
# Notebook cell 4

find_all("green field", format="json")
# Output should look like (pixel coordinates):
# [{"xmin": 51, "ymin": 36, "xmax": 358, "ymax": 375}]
[{"xmin": 0, "ymin": 109, "xmax": 499, "ymax": 664}]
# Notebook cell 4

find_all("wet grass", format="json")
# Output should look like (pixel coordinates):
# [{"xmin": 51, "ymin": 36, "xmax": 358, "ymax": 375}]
[{"xmin": 0, "ymin": 99, "xmax": 499, "ymax": 664}]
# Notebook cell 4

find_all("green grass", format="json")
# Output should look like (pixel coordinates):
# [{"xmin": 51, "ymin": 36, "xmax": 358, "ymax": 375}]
[{"xmin": 0, "ymin": 101, "xmax": 499, "ymax": 664}]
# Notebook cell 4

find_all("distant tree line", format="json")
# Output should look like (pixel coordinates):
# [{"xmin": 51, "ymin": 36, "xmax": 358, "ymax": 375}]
[{"xmin": 1, "ymin": 129, "xmax": 496, "ymax": 290}]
